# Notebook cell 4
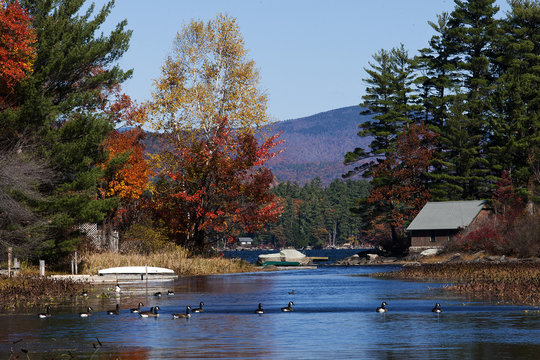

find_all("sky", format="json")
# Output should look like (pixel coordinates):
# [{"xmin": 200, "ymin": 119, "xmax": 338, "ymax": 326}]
[{"xmin": 92, "ymin": 0, "xmax": 511, "ymax": 122}]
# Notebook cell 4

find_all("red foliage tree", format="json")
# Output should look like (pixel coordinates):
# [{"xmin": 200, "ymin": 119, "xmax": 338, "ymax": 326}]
[
  {"xmin": 362, "ymin": 122, "xmax": 438, "ymax": 252},
  {"xmin": 151, "ymin": 117, "xmax": 283, "ymax": 252},
  {"xmin": 492, "ymin": 170, "xmax": 524, "ymax": 218},
  {"xmin": 0, "ymin": 0, "xmax": 36, "ymax": 107}
]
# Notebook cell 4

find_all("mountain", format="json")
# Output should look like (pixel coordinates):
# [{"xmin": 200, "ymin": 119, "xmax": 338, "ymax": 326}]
[
  {"xmin": 142, "ymin": 105, "xmax": 372, "ymax": 185},
  {"xmin": 263, "ymin": 106, "xmax": 371, "ymax": 185}
]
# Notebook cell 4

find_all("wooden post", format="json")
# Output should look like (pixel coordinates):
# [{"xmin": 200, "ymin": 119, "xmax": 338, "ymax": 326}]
[
  {"xmin": 145, "ymin": 264, "xmax": 148, "ymax": 295},
  {"xmin": 74, "ymin": 251, "xmax": 78, "ymax": 275},
  {"xmin": 7, "ymin": 247, "xmax": 12, "ymax": 278},
  {"xmin": 39, "ymin": 260, "xmax": 45, "ymax": 276}
]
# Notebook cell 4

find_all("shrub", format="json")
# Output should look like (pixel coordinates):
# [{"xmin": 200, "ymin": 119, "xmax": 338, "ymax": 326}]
[
  {"xmin": 121, "ymin": 222, "xmax": 176, "ymax": 255},
  {"xmin": 455, "ymin": 224, "xmax": 504, "ymax": 254},
  {"xmin": 503, "ymin": 213, "xmax": 540, "ymax": 257}
]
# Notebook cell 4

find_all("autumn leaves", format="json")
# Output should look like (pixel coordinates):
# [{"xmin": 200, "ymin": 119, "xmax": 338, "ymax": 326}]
[
  {"xmin": 145, "ymin": 15, "xmax": 282, "ymax": 252},
  {"xmin": 100, "ymin": 14, "xmax": 282, "ymax": 252}
]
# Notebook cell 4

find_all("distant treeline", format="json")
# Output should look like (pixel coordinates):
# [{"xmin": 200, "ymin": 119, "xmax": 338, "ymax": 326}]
[{"xmin": 252, "ymin": 178, "xmax": 370, "ymax": 249}]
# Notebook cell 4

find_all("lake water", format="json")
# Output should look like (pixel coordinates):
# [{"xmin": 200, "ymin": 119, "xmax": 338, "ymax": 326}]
[{"xmin": 2, "ymin": 265, "xmax": 540, "ymax": 359}]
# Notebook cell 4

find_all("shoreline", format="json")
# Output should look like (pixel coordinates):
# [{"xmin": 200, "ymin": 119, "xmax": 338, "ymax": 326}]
[
  {"xmin": 372, "ymin": 260, "xmax": 540, "ymax": 306},
  {"xmin": 333, "ymin": 251, "xmax": 540, "ymax": 306}
]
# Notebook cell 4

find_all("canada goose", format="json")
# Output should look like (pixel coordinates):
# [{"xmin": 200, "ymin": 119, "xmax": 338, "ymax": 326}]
[
  {"xmin": 254, "ymin": 303, "xmax": 264, "ymax": 314},
  {"xmin": 281, "ymin": 301, "xmax": 294, "ymax": 312},
  {"xmin": 154, "ymin": 292, "xmax": 162, "ymax": 297},
  {"xmin": 115, "ymin": 284, "xmax": 121, "ymax": 293},
  {"xmin": 167, "ymin": 290, "xmax": 174, "ymax": 296},
  {"xmin": 172, "ymin": 306, "xmax": 191, "ymax": 319},
  {"xmin": 107, "ymin": 304, "xmax": 120, "ymax": 315},
  {"xmin": 140, "ymin": 306, "xmax": 159, "ymax": 318},
  {"xmin": 192, "ymin": 302, "xmax": 204, "ymax": 313},
  {"xmin": 79, "ymin": 307, "xmax": 93, "ymax": 317},
  {"xmin": 139, "ymin": 307, "xmax": 153, "ymax": 316},
  {"xmin": 130, "ymin": 302, "xmax": 144, "ymax": 313},
  {"xmin": 38, "ymin": 305, "xmax": 51, "ymax": 318},
  {"xmin": 376, "ymin": 301, "xmax": 388, "ymax": 313},
  {"xmin": 432, "ymin": 303, "xmax": 442, "ymax": 313}
]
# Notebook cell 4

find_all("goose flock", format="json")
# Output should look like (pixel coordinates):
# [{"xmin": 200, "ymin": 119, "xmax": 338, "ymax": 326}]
[{"xmin": 35, "ymin": 287, "xmax": 443, "ymax": 319}]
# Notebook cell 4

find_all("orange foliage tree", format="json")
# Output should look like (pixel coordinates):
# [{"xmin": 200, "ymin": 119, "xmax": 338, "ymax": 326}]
[
  {"xmin": 151, "ymin": 117, "xmax": 283, "ymax": 252},
  {"xmin": 0, "ymin": 0, "xmax": 36, "ymax": 107},
  {"xmin": 360, "ymin": 122, "xmax": 438, "ymax": 253},
  {"xmin": 100, "ymin": 128, "xmax": 150, "ymax": 202},
  {"xmin": 97, "ymin": 79, "xmax": 150, "ymax": 230}
]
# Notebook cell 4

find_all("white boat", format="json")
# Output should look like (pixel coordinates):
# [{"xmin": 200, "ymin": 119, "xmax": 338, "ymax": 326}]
[{"xmin": 98, "ymin": 266, "xmax": 175, "ymax": 275}]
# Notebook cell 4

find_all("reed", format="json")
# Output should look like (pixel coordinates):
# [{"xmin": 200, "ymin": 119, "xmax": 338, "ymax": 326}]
[
  {"xmin": 374, "ymin": 262, "xmax": 540, "ymax": 305},
  {"xmin": 79, "ymin": 250, "xmax": 257, "ymax": 276},
  {"xmin": 0, "ymin": 275, "xmax": 86, "ymax": 309}
]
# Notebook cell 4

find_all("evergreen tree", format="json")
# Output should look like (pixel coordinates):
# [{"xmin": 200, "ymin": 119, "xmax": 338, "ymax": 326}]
[
  {"xmin": 345, "ymin": 44, "xmax": 421, "ymax": 178},
  {"xmin": 489, "ymin": 0, "xmax": 540, "ymax": 201},
  {"xmin": 441, "ymin": 0, "xmax": 499, "ymax": 199},
  {"xmin": 262, "ymin": 179, "xmax": 369, "ymax": 248},
  {"xmin": 0, "ymin": 0, "xmax": 132, "ymax": 259},
  {"xmin": 415, "ymin": 12, "xmax": 456, "ymax": 130},
  {"xmin": 414, "ymin": 13, "xmax": 461, "ymax": 199}
]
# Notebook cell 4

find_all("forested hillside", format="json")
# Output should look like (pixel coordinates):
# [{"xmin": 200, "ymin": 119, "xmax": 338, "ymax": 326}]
[
  {"xmin": 144, "ymin": 106, "xmax": 373, "ymax": 185},
  {"xmin": 262, "ymin": 106, "xmax": 372, "ymax": 184}
]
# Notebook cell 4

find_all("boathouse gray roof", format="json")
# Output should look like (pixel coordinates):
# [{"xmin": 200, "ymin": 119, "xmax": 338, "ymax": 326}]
[{"xmin": 406, "ymin": 200, "xmax": 487, "ymax": 231}]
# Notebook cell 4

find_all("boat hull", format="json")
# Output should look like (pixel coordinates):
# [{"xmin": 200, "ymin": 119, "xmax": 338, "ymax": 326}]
[{"xmin": 98, "ymin": 266, "xmax": 175, "ymax": 275}]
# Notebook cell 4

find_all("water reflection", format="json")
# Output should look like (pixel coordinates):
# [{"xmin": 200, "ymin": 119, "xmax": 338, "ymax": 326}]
[{"xmin": 2, "ymin": 266, "xmax": 540, "ymax": 359}]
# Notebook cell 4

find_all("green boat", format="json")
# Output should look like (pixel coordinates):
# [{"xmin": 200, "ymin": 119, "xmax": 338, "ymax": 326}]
[{"xmin": 260, "ymin": 261, "xmax": 301, "ymax": 267}]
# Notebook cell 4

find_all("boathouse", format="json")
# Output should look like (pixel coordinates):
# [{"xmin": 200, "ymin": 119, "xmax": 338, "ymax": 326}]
[
  {"xmin": 238, "ymin": 237, "xmax": 254, "ymax": 247},
  {"xmin": 407, "ymin": 200, "xmax": 491, "ymax": 252}
]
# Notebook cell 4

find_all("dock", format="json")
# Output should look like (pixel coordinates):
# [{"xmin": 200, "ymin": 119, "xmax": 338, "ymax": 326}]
[
  {"xmin": 49, "ymin": 274, "xmax": 178, "ymax": 283},
  {"xmin": 309, "ymin": 256, "xmax": 329, "ymax": 261}
]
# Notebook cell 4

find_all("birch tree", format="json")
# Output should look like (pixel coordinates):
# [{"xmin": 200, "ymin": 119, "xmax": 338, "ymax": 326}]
[{"xmin": 149, "ymin": 13, "xmax": 269, "ymax": 145}]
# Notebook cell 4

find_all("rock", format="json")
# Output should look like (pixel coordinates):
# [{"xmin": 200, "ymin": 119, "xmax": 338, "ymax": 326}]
[
  {"xmin": 420, "ymin": 248, "xmax": 441, "ymax": 257},
  {"xmin": 405, "ymin": 253, "xmax": 422, "ymax": 261},
  {"xmin": 403, "ymin": 261, "xmax": 421, "ymax": 267},
  {"xmin": 367, "ymin": 254, "xmax": 379, "ymax": 261},
  {"xmin": 444, "ymin": 253, "xmax": 463, "ymax": 263}
]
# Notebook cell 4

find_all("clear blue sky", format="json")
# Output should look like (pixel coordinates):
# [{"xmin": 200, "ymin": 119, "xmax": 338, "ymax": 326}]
[{"xmin": 93, "ymin": 0, "xmax": 510, "ymax": 122}]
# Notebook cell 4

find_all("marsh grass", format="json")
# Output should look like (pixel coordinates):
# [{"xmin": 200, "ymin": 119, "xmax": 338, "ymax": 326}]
[
  {"xmin": 0, "ymin": 275, "xmax": 86, "ymax": 310},
  {"xmin": 80, "ymin": 250, "xmax": 257, "ymax": 276},
  {"xmin": 374, "ymin": 262, "xmax": 540, "ymax": 305}
]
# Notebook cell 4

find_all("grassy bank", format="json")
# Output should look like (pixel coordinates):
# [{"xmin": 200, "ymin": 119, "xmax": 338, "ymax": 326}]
[
  {"xmin": 0, "ymin": 252, "xmax": 257, "ymax": 310},
  {"xmin": 79, "ymin": 251, "xmax": 257, "ymax": 276},
  {"xmin": 0, "ymin": 275, "xmax": 87, "ymax": 310},
  {"xmin": 374, "ymin": 262, "xmax": 540, "ymax": 305}
]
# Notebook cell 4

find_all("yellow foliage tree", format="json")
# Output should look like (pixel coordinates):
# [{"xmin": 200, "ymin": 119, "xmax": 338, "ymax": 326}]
[{"xmin": 149, "ymin": 13, "xmax": 269, "ymax": 144}]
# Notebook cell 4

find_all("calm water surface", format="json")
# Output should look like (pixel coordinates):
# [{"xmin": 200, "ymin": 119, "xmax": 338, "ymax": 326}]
[{"xmin": 2, "ymin": 266, "xmax": 540, "ymax": 359}]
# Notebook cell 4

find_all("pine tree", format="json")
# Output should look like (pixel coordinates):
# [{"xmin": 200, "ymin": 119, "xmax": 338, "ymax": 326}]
[
  {"xmin": 441, "ymin": 0, "xmax": 499, "ymax": 199},
  {"xmin": 489, "ymin": 0, "xmax": 540, "ymax": 201},
  {"xmin": 416, "ymin": 0, "xmax": 501, "ymax": 200},
  {"xmin": 345, "ymin": 44, "xmax": 421, "ymax": 178},
  {"xmin": 415, "ymin": 12, "xmax": 456, "ymax": 130},
  {"xmin": 0, "ymin": 0, "xmax": 132, "ymax": 259}
]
